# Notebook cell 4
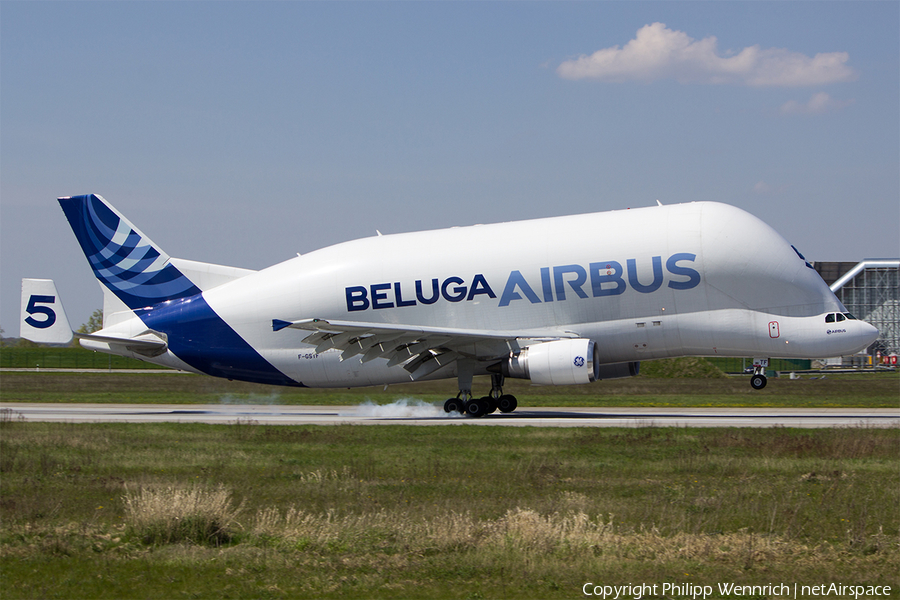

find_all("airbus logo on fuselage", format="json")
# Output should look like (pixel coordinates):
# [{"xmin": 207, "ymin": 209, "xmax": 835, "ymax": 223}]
[{"xmin": 346, "ymin": 253, "xmax": 701, "ymax": 312}]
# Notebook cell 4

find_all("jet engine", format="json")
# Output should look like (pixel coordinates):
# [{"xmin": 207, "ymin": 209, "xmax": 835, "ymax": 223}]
[
  {"xmin": 595, "ymin": 361, "xmax": 640, "ymax": 380},
  {"xmin": 496, "ymin": 338, "xmax": 600, "ymax": 385}
]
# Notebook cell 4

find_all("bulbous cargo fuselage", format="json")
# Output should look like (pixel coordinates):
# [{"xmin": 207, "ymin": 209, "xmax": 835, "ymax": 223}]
[
  {"xmin": 180, "ymin": 201, "xmax": 873, "ymax": 385},
  {"xmin": 76, "ymin": 199, "xmax": 877, "ymax": 388}
]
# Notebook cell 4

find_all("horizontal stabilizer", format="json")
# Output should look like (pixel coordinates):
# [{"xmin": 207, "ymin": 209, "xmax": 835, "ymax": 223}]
[{"xmin": 77, "ymin": 331, "xmax": 168, "ymax": 357}]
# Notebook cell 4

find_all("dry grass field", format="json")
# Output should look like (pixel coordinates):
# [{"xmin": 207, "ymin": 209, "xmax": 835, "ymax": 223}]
[
  {"xmin": 1, "ymin": 418, "xmax": 897, "ymax": 598},
  {"xmin": 1, "ymin": 365, "xmax": 897, "ymax": 598}
]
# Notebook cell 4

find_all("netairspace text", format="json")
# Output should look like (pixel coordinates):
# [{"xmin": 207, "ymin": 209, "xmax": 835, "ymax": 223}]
[{"xmin": 582, "ymin": 582, "xmax": 892, "ymax": 599}]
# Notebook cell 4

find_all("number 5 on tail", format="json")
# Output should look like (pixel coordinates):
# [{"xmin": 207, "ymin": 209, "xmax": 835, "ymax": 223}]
[{"xmin": 20, "ymin": 279, "xmax": 73, "ymax": 345}]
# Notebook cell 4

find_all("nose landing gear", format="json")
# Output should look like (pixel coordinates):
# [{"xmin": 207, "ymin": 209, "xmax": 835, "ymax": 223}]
[
  {"xmin": 750, "ymin": 358, "xmax": 768, "ymax": 390},
  {"xmin": 750, "ymin": 373, "xmax": 767, "ymax": 390}
]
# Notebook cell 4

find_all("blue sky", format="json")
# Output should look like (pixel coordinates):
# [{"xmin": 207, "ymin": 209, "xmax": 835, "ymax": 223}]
[{"xmin": 2, "ymin": 1, "xmax": 898, "ymax": 332}]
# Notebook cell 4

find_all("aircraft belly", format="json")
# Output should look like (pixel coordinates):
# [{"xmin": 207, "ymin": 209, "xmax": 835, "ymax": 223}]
[
  {"xmin": 666, "ymin": 310, "xmax": 875, "ymax": 359},
  {"xmin": 266, "ymin": 347, "xmax": 459, "ymax": 388}
]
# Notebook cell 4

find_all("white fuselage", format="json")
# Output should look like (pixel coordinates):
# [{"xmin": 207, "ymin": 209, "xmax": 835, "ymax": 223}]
[{"xmin": 90, "ymin": 201, "xmax": 877, "ymax": 387}]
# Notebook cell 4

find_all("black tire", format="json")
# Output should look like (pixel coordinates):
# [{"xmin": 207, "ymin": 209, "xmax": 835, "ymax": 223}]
[
  {"xmin": 497, "ymin": 394, "xmax": 518, "ymax": 413},
  {"xmin": 444, "ymin": 398, "xmax": 466, "ymax": 413},
  {"xmin": 481, "ymin": 396, "xmax": 497, "ymax": 414},
  {"xmin": 750, "ymin": 374, "xmax": 767, "ymax": 390},
  {"xmin": 465, "ymin": 397, "xmax": 490, "ymax": 418}
]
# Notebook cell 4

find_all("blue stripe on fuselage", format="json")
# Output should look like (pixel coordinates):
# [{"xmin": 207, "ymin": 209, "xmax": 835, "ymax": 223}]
[{"xmin": 137, "ymin": 294, "xmax": 304, "ymax": 387}]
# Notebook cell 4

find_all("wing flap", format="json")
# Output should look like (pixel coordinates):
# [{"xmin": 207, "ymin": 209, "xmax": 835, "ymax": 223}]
[
  {"xmin": 406, "ymin": 349, "xmax": 461, "ymax": 380},
  {"xmin": 274, "ymin": 317, "xmax": 578, "ymax": 368},
  {"xmin": 280, "ymin": 318, "xmax": 573, "ymax": 341}
]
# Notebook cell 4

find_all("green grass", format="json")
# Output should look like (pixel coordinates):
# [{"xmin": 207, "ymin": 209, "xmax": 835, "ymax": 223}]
[
  {"xmin": 0, "ymin": 346, "xmax": 166, "ymax": 369},
  {"xmin": 1, "ymin": 360, "xmax": 897, "ymax": 598},
  {"xmin": 1, "ymin": 368, "xmax": 897, "ymax": 407},
  {"xmin": 1, "ymin": 422, "xmax": 897, "ymax": 598}
]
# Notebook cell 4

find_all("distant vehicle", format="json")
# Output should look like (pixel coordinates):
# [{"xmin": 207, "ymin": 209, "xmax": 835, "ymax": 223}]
[{"xmin": 21, "ymin": 194, "xmax": 878, "ymax": 416}]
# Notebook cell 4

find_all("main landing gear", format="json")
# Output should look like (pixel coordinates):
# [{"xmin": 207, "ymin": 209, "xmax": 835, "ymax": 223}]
[
  {"xmin": 750, "ymin": 358, "xmax": 768, "ymax": 390},
  {"xmin": 443, "ymin": 372, "xmax": 517, "ymax": 417}
]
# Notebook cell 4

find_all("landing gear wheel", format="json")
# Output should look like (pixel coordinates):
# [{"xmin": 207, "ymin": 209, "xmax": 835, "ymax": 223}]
[
  {"xmin": 480, "ymin": 395, "xmax": 497, "ymax": 414},
  {"xmin": 465, "ymin": 397, "xmax": 491, "ymax": 418},
  {"xmin": 444, "ymin": 397, "xmax": 466, "ymax": 414},
  {"xmin": 750, "ymin": 374, "xmax": 767, "ymax": 390},
  {"xmin": 497, "ymin": 394, "xmax": 518, "ymax": 413}
]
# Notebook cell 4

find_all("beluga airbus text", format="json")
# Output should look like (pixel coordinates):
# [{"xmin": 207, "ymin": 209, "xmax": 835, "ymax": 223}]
[{"xmin": 21, "ymin": 195, "xmax": 878, "ymax": 416}]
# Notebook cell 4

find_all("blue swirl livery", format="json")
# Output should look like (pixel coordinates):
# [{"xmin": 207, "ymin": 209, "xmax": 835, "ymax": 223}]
[
  {"xmin": 55, "ymin": 194, "xmax": 300, "ymax": 387},
  {"xmin": 58, "ymin": 194, "xmax": 201, "ymax": 310}
]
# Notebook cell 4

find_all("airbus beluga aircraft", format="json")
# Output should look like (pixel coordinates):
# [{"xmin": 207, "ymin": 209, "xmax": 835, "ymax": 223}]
[{"xmin": 21, "ymin": 194, "xmax": 878, "ymax": 417}]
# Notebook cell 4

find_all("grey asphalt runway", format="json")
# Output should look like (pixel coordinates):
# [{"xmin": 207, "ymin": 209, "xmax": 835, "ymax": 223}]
[{"xmin": 2, "ymin": 403, "xmax": 898, "ymax": 428}]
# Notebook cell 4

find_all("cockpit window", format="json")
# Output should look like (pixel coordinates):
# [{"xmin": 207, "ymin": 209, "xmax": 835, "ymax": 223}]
[
  {"xmin": 826, "ymin": 312, "xmax": 858, "ymax": 323},
  {"xmin": 791, "ymin": 245, "xmax": 815, "ymax": 269}
]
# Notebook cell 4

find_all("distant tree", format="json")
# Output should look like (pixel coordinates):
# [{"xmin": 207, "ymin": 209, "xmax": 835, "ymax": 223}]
[
  {"xmin": 78, "ymin": 309, "xmax": 104, "ymax": 334},
  {"xmin": 0, "ymin": 326, "xmax": 35, "ymax": 348}
]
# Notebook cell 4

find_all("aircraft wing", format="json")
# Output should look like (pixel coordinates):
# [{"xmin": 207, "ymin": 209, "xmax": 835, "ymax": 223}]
[{"xmin": 273, "ymin": 317, "xmax": 577, "ymax": 380}]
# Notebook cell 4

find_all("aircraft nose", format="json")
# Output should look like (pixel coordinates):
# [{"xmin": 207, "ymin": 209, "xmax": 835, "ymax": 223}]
[
  {"xmin": 848, "ymin": 320, "xmax": 880, "ymax": 354},
  {"xmin": 860, "ymin": 321, "xmax": 880, "ymax": 347}
]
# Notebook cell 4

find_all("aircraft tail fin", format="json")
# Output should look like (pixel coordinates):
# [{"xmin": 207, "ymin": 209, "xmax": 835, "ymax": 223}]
[
  {"xmin": 20, "ymin": 279, "xmax": 74, "ymax": 345},
  {"xmin": 58, "ymin": 194, "xmax": 201, "ymax": 311}
]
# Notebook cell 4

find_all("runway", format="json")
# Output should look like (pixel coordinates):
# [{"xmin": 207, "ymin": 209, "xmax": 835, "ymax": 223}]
[{"xmin": 2, "ymin": 402, "xmax": 898, "ymax": 428}]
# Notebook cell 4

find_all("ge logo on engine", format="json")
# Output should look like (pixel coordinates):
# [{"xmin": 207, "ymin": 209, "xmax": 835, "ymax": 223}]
[{"xmin": 574, "ymin": 356, "xmax": 585, "ymax": 367}]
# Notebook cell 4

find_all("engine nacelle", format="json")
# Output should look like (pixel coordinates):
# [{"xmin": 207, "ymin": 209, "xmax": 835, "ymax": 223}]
[
  {"xmin": 596, "ymin": 361, "xmax": 640, "ymax": 380},
  {"xmin": 499, "ymin": 338, "xmax": 600, "ymax": 385}
]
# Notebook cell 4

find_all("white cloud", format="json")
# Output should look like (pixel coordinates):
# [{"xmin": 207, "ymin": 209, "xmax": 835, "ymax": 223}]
[
  {"xmin": 557, "ymin": 23, "xmax": 856, "ymax": 87},
  {"xmin": 780, "ymin": 92, "xmax": 855, "ymax": 115}
]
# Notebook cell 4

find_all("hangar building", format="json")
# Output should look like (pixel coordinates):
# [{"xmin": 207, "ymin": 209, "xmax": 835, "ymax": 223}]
[{"xmin": 815, "ymin": 260, "xmax": 900, "ymax": 358}]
